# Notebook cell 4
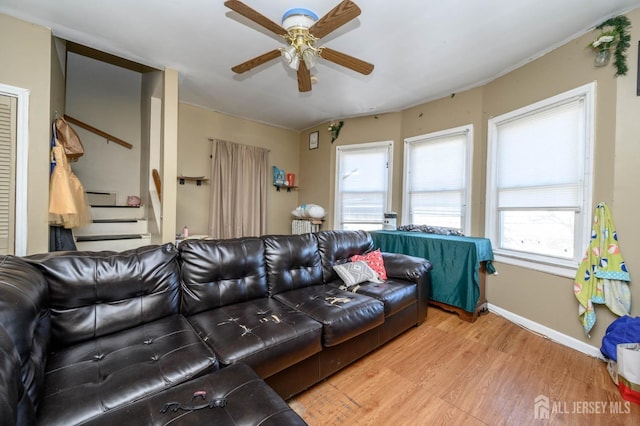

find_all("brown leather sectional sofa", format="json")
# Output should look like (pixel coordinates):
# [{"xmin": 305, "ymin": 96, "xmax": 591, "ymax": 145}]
[{"xmin": 0, "ymin": 230, "xmax": 431, "ymax": 425}]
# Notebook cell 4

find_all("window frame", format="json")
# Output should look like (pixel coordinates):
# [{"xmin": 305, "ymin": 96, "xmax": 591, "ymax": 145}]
[
  {"xmin": 402, "ymin": 124, "xmax": 474, "ymax": 234},
  {"xmin": 485, "ymin": 82, "xmax": 595, "ymax": 277},
  {"xmin": 334, "ymin": 140, "xmax": 393, "ymax": 231}
]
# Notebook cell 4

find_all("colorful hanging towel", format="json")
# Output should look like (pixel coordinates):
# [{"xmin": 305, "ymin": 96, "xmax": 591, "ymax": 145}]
[{"xmin": 574, "ymin": 203, "xmax": 631, "ymax": 337}]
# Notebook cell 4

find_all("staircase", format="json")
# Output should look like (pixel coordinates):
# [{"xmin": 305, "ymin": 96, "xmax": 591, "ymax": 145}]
[{"xmin": 74, "ymin": 193, "xmax": 152, "ymax": 251}]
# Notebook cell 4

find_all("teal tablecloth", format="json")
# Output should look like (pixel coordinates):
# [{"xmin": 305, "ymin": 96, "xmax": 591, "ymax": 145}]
[{"xmin": 369, "ymin": 230, "xmax": 494, "ymax": 313}]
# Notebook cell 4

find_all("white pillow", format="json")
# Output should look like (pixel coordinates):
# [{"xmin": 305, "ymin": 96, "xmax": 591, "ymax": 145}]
[
  {"xmin": 333, "ymin": 261, "xmax": 383, "ymax": 288},
  {"xmin": 306, "ymin": 204, "xmax": 325, "ymax": 219}
]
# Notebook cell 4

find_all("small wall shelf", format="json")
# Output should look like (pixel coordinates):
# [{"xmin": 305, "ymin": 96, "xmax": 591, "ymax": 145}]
[
  {"xmin": 274, "ymin": 185, "xmax": 298, "ymax": 192},
  {"xmin": 178, "ymin": 176, "xmax": 209, "ymax": 186}
]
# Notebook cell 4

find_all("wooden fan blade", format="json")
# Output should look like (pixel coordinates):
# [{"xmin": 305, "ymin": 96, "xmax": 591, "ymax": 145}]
[
  {"xmin": 297, "ymin": 62, "xmax": 312, "ymax": 92},
  {"xmin": 319, "ymin": 47, "xmax": 374, "ymax": 75},
  {"xmin": 309, "ymin": 0, "xmax": 361, "ymax": 39},
  {"xmin": 231, "ymin": 49, "xmax": 281, "ymax": 74},
  {"xmin": 224, "ymin": 0, "xmax": 288, "ymax": 36}
]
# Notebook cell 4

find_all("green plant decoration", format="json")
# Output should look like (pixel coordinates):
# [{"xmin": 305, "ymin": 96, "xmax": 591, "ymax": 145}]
[
  {"xmin": 589, "ymin": 15, "xmax": 631, "ymax": 76},
  {"xmin": 328, "ymin": 121, "xmax": 344, "ymax": 143}
]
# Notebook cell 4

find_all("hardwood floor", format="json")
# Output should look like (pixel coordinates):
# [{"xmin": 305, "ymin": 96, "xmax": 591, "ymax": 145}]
[{"xmin": 289, "ymin": 307, "xmax": 639, "ymax": 425}]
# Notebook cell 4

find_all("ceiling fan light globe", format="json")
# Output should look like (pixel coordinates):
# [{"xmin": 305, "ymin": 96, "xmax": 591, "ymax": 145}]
[
  {"xmin": 303, "ymin": 49, "xmax": 317, "ymax": 69},
  {"xmin": 288, "ymin": 54, "xmax": 300, "ymax": 70},
  {"xmin": 281, "ymin": 44, "xmax": 297, "ymax": 62},
  {"xmin": 282, "ymin": 8, "xmax": 318, "ymax": 30}
]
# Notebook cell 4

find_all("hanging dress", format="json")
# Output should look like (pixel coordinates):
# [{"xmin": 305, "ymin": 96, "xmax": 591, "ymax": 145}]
[{"xmin": 49, "ymin": 141, "xmax": 91, "ymax": 229}]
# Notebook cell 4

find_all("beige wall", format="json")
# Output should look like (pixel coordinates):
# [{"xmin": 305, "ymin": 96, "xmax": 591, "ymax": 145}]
[
  {"xmin": 63, "ymin": 52, "xmax": 179, "ymax": 244},
  {"xmin": 0, "ymin": 13, "xmax": 182, "ymax": 251},
  {"xmin": 607, "ymin": 7, "xmax": 640, "ymax": 341},
  {"xmin": 161, "ymin": 68, "xmax": 179, "ymax": 243},
  {"xmin": 401, "ymin": 89, "xmax": 486, "ymax": 233},
  {"xmin": 66, "ymin": 52, "xmax": 142, "ymax": 206},
  {"xmin": 177, "ymin": 103, "xmax": 300, "ymax": 236},
  {"xmin": 50, "ymin": 37, "xmax": 66, "ymax": 120},
  {"xmin": 483, "ymin": 17, "xmax": 627, "ymax": 347},
  {"xmin": 296, "ymin": 10, "xmax": 640, "ymax": 347},
  {"xmin": 298, "ymin": 112, "xmax": 402, "ymax": 230},
  {"xmin": 140, "ymin": 70, "xmax": 164, "ymax": 243},
  {"xmin": 298, "ymin": 90, "xmax": 486, "ymax": 232},
  {"xmin": 0, "ymin": 14, "xmax": 52, "ymax": 254}
]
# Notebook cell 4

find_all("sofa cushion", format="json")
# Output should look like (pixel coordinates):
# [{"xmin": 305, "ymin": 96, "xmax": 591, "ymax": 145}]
[
  {"xmin": 315, "ymin": 230, "xmax": 375, "ymax": 283},
  {"xmin": 262, "ymin": 234, "xmax": 323, "ymax": 295},
  {"xmin": 0, "ymin": 255, "xmax": 50, "ymax": 416},
  {"xmin": 351, "ymin": 248, "xmax": 387, "ymax": 280},
  {"xmin": 85, "ymin": 363, "xmax": 307, "ymax": 426},
  {"xmin": 37, "ymin": 314, "xmax": 217, "ymax": 426},
  {"xmin": 274, "ymin": 286, "xmax": 384, "ymax": 347},
  {"xmin": 179, "ymin": 237, "xmax": 268, "ymax": 315},
  {"xmin": 333, "ymin": 261, "xmax": 382, "ymax": 287},
  {"xmin": 187, "ymin": 298, "xmax": 322, "ymax": 378},
  {"xmin": 331, "ymin": 278, "xmax": 417, "ymax": 317},
  {"xmin": 26, "ymin": 244, "xmax": 180, "ymax": 349}
]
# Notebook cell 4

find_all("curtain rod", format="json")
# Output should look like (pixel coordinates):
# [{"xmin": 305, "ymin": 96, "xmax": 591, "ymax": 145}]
[{"xmin": 208, "ymin": 137, "xmax": 270, "ymax": 152}]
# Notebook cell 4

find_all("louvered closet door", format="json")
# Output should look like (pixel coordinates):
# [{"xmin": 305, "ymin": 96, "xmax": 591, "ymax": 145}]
[{"xmin": 0, "ymin": 94, "xmax": 16, "ymax": 255}]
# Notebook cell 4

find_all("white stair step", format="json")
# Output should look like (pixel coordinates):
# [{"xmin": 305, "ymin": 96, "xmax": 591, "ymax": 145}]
[
  {"xmin": 90, "ymin": 205, "xmax": 145, "ymax": 220},
  {"xmin": 74, "ymin": 219, "xmax": 148, "ymax": 237},
  {"xmin": 75, "ymin": 234, "xmax": 152, "ymax": 252}
]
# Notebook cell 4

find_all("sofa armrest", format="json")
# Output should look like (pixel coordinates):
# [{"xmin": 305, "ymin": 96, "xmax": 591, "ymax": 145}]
[
  {"xmin": 382, "ymin": 252, "xmax": 432, "ymax": 281},
  {"xmin": 381, "ymin": 252, "xmax": 432, "ymax": 324}
]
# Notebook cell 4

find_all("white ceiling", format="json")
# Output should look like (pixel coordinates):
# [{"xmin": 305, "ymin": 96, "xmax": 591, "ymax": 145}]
[{"xmin": 2, "ymin": 0, "xmax": 640, "ymax": 131}]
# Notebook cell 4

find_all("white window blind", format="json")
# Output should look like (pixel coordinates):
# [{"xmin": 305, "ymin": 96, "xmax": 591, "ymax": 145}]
[
  {"xmin": 403, "ymin": 125, "xmax": 472, "ymax": 232},
  {"xmin": 486, "ymin": 83, "xmax": 595, "ymax": 275},
  {"xmin": 496, "ymin": 100, "xmax": 583, "ymax": 210},
  {"xmin": 335, "ymin": 142, "xmax": 392, "ymax": 230}
]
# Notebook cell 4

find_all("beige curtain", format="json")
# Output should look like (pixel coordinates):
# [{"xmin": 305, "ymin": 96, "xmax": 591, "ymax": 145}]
[{"xmin": 209, "ymin": 139, "xmax": 268, "ymax": 238}]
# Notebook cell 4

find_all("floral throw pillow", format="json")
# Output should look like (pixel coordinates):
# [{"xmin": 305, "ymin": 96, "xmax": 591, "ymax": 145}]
[
  {"xmin": 351, "ymin": 249, "xmax": 387, "ymax": 281},
  {"xmin": 333, "ymin": 261, "xmax": 383, "ymax": 288}
]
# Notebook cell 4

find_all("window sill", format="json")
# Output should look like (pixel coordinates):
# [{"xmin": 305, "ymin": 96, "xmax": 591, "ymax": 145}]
[{"xmin": 493, "ymin": 250, "xmax": 578, "ymax": 279}]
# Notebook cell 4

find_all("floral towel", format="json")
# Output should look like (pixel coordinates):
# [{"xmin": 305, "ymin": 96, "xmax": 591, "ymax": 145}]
[{"xmin": 574, "ymin": 202, "xmax": 631, "ymax": 337}]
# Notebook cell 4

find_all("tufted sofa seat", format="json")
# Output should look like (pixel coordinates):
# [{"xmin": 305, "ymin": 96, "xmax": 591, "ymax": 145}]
[
  {"xmin": 180, "ymin": 236, "xmax": 324, "ymax": 378},
  {"xmin": 0, "ymin": 230, "xmax": 431, "ymax": 425},
  {"xmin": 85, "ymin": 363, "xmax": 307, "ymax": 426},
  {"xmin": 263, "ymin": 233, "xmax": 385, "ymax": 347}
]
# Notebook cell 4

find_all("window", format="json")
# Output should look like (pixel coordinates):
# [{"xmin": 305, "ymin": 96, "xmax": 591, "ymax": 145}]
[
  {"xmin": 486, "ymin": 83, "xmax": 595, "ymax": 276},
  {"xmin": 403, "ymin": 125, "xmax": 473, "ymax": 233},
  {"xmin": 335, "ymin": 141, "xmax": 393, "ymax": 231}
]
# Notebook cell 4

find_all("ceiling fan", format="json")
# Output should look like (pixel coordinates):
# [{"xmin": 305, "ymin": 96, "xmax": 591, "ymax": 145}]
[{"xmin": 224, "ymin": 0, "xmax": 374, "ymax": 92}]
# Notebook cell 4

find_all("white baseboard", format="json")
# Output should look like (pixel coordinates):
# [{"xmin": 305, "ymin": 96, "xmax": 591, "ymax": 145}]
[{"xmin": 487, "ymin": 303, "xmax": 604, "ymax": 360}]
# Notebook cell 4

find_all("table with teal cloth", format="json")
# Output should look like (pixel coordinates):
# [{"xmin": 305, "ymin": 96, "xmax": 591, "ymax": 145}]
[{"xmin": 369, "ymin": 230, "xmax": 494, "ymax": 313}]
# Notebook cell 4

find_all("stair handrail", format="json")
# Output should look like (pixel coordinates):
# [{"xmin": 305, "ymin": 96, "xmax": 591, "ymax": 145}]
[
  {"xmin": 148, "ymin": 188, "xmax": 162, "ymax": 238},
  {"xmin": 152, "ymin": 169, "xmax": 162, "ymax": 202},
  {"xmin": 149, "ymin": 169, "xmax": 162, "ymax": 238},
  {"xmin": 63, "ymin": 114, "xmax": 133, "ymax": 149}
]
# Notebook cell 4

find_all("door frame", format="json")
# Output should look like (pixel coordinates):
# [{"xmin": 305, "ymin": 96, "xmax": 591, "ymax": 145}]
[{"xmin": 0, "ymin": 83, "xmax": 30, "ymax": 256}]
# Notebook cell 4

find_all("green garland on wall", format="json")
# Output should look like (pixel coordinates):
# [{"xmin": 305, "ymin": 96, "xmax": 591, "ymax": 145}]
[
  {"xmin": 595, "ymin": 15, "xmax": 631, "ymax": 76},
  {"xmin": 328, "ymin": 121, "xmax": 344, "ymax": 143}
]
